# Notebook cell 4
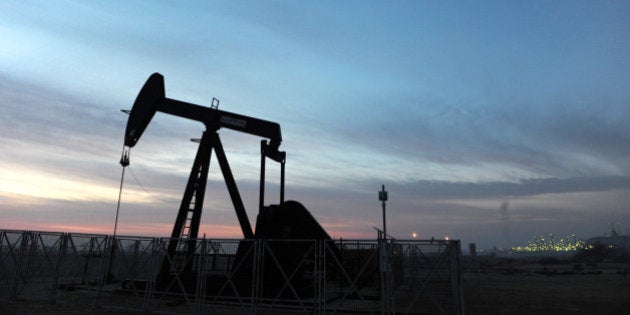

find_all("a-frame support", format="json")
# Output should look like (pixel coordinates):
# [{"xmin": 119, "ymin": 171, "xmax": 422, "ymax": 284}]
[{"xmin": 161, "ymin": 131, "xmax": 255, "ymax": 276}]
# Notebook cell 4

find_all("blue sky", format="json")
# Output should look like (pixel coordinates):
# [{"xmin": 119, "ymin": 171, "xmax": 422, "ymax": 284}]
[{"xmin": 1, "ymin": 1, "xmax": 629, "ymax": 249}]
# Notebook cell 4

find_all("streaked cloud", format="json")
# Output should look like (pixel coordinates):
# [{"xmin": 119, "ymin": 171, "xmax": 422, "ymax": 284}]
[{"xmin": 1, "ymin": 1, "xmax": 630, "ymax": 248}]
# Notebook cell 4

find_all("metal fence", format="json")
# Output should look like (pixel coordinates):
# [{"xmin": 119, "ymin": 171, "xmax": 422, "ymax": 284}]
[{"xmin": 0, "ymin": 229, "xmax": 463, "ymax": 314}]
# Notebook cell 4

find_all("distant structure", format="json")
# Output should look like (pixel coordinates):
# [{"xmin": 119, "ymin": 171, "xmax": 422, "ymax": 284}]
[{"xmin": 586, "ymin": 224, "xmax": 630, "ymax": 251}]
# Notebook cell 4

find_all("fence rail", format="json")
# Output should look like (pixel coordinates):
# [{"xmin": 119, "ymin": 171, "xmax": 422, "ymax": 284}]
[{"xmin": 0, "ymin": 229, "xmax": 463, "ymax": 314}]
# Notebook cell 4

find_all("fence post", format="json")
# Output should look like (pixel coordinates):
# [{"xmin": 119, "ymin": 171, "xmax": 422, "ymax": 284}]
[
  {"xmin": 314, "ymin": 239, "xmax": 326, "ymax": 314},
  {"xmin": 81, "ymin": 237, "xmax": 96, "ymax": 285},
  {"xmin": 96, "ymin": 235, "xmax": 113, "ymax": 308},
  {"xmin": 142, "ymin": 237, "xmax": 160, "ymax": 312},
  {"xmin": 449, "ymin": 240, "xmax": 465, "ymax": 315},
  {"xmin": 380, "ymin": 238, "xmax": 393, "ymax": 314},
  {"xmin": 11, "ymin": 231, "xmax": 35, "ymax": 300},
  {"xmin": 250, "ymin": 239, "xmax": 263, "ymax": 314},
  {"xmin": 194, "ymin": 237, "xmax": 207, "ymax": 315},
  {"xmin": 49, "ymin": 233, "xmax": 69, "ymax": 304}
]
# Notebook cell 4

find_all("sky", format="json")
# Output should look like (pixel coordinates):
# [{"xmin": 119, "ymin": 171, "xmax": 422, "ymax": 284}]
[{"xmin": 1, "ymin": 1, "xmax": 629, "ymax": 249}]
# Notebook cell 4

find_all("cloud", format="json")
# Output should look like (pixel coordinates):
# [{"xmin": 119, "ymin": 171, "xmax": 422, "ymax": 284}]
[
  {"xmin": 311, "ymin": 90, "xmax": 630, "ymax": 181},
  {"xmin": 383, "ymin": 176, "xmax": 630, "ymax": 200},
  {"xmin": 2, "ymin": 1, "xmax": 630, "ymax": 250}
]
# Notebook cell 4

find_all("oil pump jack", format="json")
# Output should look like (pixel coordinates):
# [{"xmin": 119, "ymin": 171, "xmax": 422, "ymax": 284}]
[{"xmin": 121, "ymin": 73, "xmax": 332, "ymax": 296}]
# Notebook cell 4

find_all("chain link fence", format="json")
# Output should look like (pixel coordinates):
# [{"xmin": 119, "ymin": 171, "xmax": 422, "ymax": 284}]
[{"xmin": 1, "ymin": 230, "xmax": 463, "ymax": 314}]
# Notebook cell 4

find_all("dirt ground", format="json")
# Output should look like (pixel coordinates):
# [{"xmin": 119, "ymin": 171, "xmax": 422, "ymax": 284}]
[
  {"xmin": 0, "ymin": 301, "xmax": 135, "ymax": 315},
  {"xmin": 3, "ymin": 257, "xmax": 630, "ymax": 314},
  {"xmin": 463, "ymin": 258, "xmax": 630, "ymax": 314}
]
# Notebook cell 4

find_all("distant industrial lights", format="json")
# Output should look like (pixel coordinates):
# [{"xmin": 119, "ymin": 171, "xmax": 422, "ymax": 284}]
[
  {"xmin": 444, "ymin": 235, "xmax": 450, "ymax": 241},
  {"xmin": 412, "ymin": 232, "xmax": 417, "ymax": 239},
  {"xmin": 512, "ymin": 234, "xmax": 590, "ymax": 252}
]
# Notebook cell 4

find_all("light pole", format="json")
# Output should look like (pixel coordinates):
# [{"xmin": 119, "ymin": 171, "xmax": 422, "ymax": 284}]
[
  {"xmin": 378, "ymin": 184, "xmax": 392, "ymax": 314},
  {"xmin": 379, "ymin": 185, "xmax": 388, "ymax": 239}
]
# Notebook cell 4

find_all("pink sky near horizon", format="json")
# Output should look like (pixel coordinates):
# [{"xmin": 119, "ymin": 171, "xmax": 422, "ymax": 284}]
[{"xmin": 2, "ymin": 219, "xmax": 375, "ymax": 240}]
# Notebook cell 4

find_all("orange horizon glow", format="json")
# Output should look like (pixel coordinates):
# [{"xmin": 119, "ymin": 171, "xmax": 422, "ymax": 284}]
[{"xmin": 2, "ymin": 221, "xmax": 377, "ymax": 240}]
